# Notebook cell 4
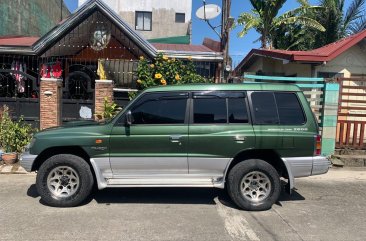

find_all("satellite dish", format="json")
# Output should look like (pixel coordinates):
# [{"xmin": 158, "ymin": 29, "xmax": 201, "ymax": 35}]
[{"xmin": 196, "ymin": 4, "xmax": 221, "ymax": 20}]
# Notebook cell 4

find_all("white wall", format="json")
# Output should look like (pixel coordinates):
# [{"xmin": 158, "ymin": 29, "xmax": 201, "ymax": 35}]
[
  {"xmin": 78, "ymin": 0, "xmax": 192, "ymax": 23},
  {"xmin": 78, "ymin": 0, "xmax": 192, "ymax": 39}
]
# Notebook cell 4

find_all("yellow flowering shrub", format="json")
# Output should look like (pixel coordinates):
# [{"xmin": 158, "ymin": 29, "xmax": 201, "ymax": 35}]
[
  {"xmin": 155, "ymin": 73, "xmax": 163, "ymax": 79},
  {"xmin": 175, "ymin": 74, "xmax": 181, "ymax": 81},
  {"xmin": 135, "ymin": 54, "xmax": 211, "ymax": 96},
  {"xmin": 160, "ymin": 79, "xmax": 167, "ymax": 85}
]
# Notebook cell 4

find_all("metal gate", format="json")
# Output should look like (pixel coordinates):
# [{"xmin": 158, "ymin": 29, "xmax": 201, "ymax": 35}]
[
  {"xmin": 336, "ymin": 77, "xmax": 366, "ymax": 148},
  {"xmin": 62, "ymin": 65, "xmax": 95, "ymax": 123},
  {"xmin": 0, "ymin": 70, "xmax": 39, "ymax": 128}
]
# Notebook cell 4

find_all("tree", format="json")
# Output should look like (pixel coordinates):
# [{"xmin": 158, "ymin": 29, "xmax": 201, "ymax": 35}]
[
  {"xmin": 236, "ymin": 0, "xmax": 325, "ymax": 49},
  {"xmin": 314, "ymin": 0, "xmax": 366, "ymax": 47},
  {"xmin": 274, "ymin": 0, "xmax": 366, "ymax": 50}
]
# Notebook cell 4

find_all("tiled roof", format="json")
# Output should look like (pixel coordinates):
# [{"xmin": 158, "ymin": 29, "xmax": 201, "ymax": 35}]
[
  {"xmin": 235, "ymin": 29, "xmax": 366, "ymax": 71},
  {"xmin": 0, "ymin": 36, "xmax": 39, "ymax": 46},
  {"xmin": 152, "ymin": 43, "xmax": 216, "ymax": 52}
]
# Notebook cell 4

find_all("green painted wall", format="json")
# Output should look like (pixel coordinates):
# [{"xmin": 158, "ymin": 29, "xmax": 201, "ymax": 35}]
[
  {"xmin": 0, "ymin": 0, "xmax": 70, "ymax": 37},
  {"xmin": 321, "ymin": 83, "xmax": 340, "ymax": 156}
]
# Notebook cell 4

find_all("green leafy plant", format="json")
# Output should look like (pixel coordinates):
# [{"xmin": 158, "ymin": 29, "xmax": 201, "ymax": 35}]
[
  {"xmin": 236, "ymin": 0, "xmax": 325, "ymax": 49},
  {"xmin": 95, "ymin": 97, "xmax": 122, "ymax": 121},
  {"xmin": 0, "ymin": 105, "xmax": 37, "ymax": 153},
  {"xmin": 134, "ymin": 54, "xmax": 211, "ymax": 96}
]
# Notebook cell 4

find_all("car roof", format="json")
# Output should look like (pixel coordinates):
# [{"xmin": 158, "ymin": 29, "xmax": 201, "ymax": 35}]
[{"xmin": 144, "ymin": 83, "xmax": 301, "ymax": 93}]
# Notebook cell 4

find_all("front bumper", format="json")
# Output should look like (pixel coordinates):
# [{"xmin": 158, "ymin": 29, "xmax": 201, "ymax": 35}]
[
  {"xmin": 19, "ymin": 151, "xmax": 38, "ymax": 172},
  {"xmin": 312, "ymin": 156, "xmax": 332, "ymax": 175}
]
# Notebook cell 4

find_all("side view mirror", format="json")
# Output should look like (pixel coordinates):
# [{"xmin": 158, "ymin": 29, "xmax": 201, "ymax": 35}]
[{"xmin": 125, "ymin": 110, "xmax": 132, "ymax": 126}]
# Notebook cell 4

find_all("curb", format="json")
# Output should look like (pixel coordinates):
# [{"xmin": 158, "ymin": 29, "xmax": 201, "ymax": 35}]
[
  {"xmin": 331, "ymin": 155, "xmax": 366, "ymax": 167},
  {"xmin": 0, "ymin": 163, "xmax": 29, "ymax": 174}
]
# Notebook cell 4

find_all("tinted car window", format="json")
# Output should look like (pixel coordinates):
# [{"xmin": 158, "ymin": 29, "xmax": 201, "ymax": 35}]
[
  {"xmin": 193, "ymin": 98, "xmax": 227, "ymax": 124},
  {"xmin": 251, "ymin": 92, "xmax": 279, "ymax": 124},
  {"xmin": 275, "ymin": 93, "xmax": 305, "ymax": 125},
  {"xmin": 131, "ymin": 93, "xmax": 187, "ymax": 124},
  {"xmin": 228, "ymin": 98, "xmax": 249, "ymax": 123}
]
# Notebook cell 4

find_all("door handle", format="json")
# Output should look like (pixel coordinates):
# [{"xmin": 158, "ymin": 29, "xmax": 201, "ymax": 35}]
[
  {"xmin": 234, "ymin": 135, "xmax": 246, "ymax": 142},
  {"xmin": 170, "ymin": 135, "xmax": 182, "ymax": 143}
]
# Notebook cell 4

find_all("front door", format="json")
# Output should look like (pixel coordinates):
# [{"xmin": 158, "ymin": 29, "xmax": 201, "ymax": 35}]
[{"xmin": 109, "ymin": 92, "xmax": 189, "ymax": 176}]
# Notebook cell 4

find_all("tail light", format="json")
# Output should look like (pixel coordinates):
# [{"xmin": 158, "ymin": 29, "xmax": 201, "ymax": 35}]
[{"xmin": 314, "ymin": 134, "xmax": 322, "ymax": 156}]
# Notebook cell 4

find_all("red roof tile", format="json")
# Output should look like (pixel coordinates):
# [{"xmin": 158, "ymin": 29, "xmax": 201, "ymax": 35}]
[
  {"xmin": 236, "ymin": 29, "xmax": 366, "ymax": 71},
  {"xmin": 0, "ymin": 36, "xmax": 39, "ymax": 46},
  {"xmin": 152, "ymin": 43, "xmax": 216, "ymax": 52}
]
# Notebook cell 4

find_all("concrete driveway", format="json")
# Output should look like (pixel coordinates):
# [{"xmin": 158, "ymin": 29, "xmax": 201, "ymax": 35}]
[{"xmin": 0, "ymin": 168, "xmax": 365, "ymax": 241}]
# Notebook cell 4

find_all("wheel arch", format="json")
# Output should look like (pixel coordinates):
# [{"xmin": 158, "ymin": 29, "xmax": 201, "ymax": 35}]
[
  {"xmin": 31, "ymin": 146, "xmax": 96, "ymax": 182},
  {"xmin": 224, "ymin": 149, "xmax": 290, "ymax": 183}
]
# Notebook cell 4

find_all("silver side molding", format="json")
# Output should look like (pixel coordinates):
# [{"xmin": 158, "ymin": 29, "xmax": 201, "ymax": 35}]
[{"xmin": 90, "ymin": 158, "xmax": 113, "ymax": 190}]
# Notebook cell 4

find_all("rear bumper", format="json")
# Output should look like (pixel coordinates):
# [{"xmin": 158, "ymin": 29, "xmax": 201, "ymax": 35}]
[
  {"xmin": 282, "ymin": 156, "xmax": 331, "ymax": 191},
  {"xmin": 282, "ymin": 156, "xmax": 331, "ymax": 178},
  {"xmin": 312, "ymin": 156, "xmax": 332, "ymax": 176},
  {"xmin": 19, "ymin": 151, "xmax": 37, "ymax": 172}
]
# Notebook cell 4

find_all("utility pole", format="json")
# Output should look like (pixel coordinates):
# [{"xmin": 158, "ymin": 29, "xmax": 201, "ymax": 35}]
[
  {"xmin": 60, "ymin": 0, "xmax": 63, "ymax": 22},
  {"xmin": 220, "ymin": 0, "xmax": 232, "ymax": 83}
]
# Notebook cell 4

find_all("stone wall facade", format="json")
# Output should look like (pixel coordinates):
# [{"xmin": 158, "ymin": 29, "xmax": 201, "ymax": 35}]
[
  {"xmin": 94, "ymin": 80, "xmax": 114, "ymax": 120},
  {"xmin": 39, "ymin": 78, "xmax": 62, "ymax": 130}
]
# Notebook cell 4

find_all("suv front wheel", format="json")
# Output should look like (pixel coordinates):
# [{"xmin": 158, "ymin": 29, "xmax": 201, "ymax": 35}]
[
  {"xmin": 227, "ymin": 159, "xmax": 281, "ymax": 211},
  {"xmin": 36, "ymin": 154, "xmax": 94, "ymax": 207}
]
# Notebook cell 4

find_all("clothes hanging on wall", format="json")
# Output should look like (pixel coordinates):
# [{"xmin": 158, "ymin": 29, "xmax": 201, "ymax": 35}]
[
  {"xmin": 10, "ymin": 61, "xmax": 26, "ymax": 93},
  {"xmin": 40, "ymin": 61, "xmax": 63, "ymax": 79}
]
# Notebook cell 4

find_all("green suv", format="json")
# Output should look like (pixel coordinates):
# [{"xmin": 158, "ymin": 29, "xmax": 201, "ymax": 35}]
[{"xmin": 20, "ymin": 83, "xmax": 330, "ymax": 211}]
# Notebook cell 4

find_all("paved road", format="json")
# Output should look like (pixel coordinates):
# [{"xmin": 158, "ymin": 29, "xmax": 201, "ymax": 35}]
[{"xmin": 0, "ymin": 168, "xmax": 365, "ymax": 241}]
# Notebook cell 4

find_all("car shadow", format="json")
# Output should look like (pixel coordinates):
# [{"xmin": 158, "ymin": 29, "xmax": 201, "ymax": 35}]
[
  {"xmin": 27, "ymin": 184, "xmax": 39, "ymax": 198},
  {"xmin": 93, "ymin": 187, "xmax": 218, "ymax": 205},
  {"xmin": 26, "ymin": 184, "xmax": 305, "ymax": 209}
]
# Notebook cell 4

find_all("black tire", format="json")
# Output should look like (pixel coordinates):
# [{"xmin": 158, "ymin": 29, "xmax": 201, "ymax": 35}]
[
  {"xmin": 36, "ymin": 154, "xmax": 94, "ymax": 207},
  {"xmin": 227, "ymin": 159, "xmax": 281, "ymax": 211}
]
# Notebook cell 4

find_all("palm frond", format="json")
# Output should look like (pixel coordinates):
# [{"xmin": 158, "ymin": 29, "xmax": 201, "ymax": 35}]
[
  {"xmin": 249, "ymin": 0, "xmax": 263, "ymax": 13},
  {"xmin": 277, "ymin": 5, "xmax": 323, "ymax": 22},
  {"xmin": 297, "ymin": 0, "xmax": 310, "ymax": 7},
  {"xmin": 344, "ymin": 0, "xmax": 365, "ymax": 28},
  {"xmin": 347, "ymin": 15, "xmax": 366, "ymax": 34},
  {"xmin": 236, "ymin": 12, "xmax": 261, "ymax": 37},
  {"xmin": 276, "ymin": 16, "xmax": 326, "ymax": 32}
]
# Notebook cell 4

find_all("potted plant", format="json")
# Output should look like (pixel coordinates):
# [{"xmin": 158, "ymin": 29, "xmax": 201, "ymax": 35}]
[{"xmin": 0, "ymin": 105, "xmax": 35, "ymax": 164}]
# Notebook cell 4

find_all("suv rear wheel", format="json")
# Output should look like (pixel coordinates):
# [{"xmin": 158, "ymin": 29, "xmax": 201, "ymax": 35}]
[
  {"xmin": 227, "ymin": 159, "xmax": 281, "ymax": 211},
  {"xmin": 36, "ymin": 154, "xmax": 94, "ymax": 207}
]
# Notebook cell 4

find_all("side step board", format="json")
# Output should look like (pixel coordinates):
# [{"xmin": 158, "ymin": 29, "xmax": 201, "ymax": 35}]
[
  {"xmin": 89, "ymin": 159, "xmax": 226, "ymax": 190},
  {"xmin": 106, "ymin": 178, "xmax": 221, "ymax": 188}
]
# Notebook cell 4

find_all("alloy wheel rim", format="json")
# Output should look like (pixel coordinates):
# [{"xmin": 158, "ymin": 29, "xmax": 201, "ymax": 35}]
[
  {"xmin": 240, "ymin": 171, "xmax": 271, "ymax": 202},
  {"xmin": 47, "ymin": 166, "xmax": 80, "ymax": 198}
]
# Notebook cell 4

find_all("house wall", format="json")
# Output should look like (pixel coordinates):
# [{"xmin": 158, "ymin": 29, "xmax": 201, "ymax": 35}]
[
  {"xmin": 243, "ymin": 57, "xmax": 312, "ymax": 77},
  {"xmin": 315, "ymin": 45, "xmax": 366, "ymax": 77},
  {"xmin": 245, "ymin": 58, "xmax": 263, "ymax": 73},
  {"xmin": 0, "ymin": 0, "xmax": 70, "ymax": 37},
  {"xmin": 242, "ymin": 44, "xmax": 366, "ymax": 78},
  {"xmin": 263, "ymin": 58, "xmax": 312, "ymax": 77},
  {"xmin": 78, "ymin": 0, "xmax": 192, "ymax": 40}
]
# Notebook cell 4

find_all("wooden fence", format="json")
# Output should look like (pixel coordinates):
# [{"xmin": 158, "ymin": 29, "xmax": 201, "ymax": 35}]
[{"xmin": 336, "ymin": 77, "xmax": 366, "ymax": 149}]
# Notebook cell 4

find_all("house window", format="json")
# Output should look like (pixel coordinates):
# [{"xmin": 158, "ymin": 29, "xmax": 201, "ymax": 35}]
[
  {"xmin": 175, "ymin": 13, "xmax": 185, "ymax": 23},
  {"xmin": 135, "ymin": 11, "xmax": 152, "ymax": 31},
  {"xmin": 317, "ymin": 72, "xmax": 344, "ymax": 78}
]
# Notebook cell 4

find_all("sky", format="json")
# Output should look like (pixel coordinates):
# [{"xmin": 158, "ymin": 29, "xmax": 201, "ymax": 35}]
[{"xmin": 63, "ymin": 0, "xmax": 352, "ymax": 66}]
